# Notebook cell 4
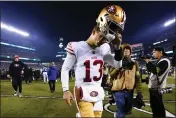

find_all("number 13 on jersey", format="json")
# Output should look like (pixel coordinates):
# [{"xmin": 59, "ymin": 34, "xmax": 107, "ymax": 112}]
[{"xmin": 83, "ymin": 60, "xmax": 104, "ymax": 82}]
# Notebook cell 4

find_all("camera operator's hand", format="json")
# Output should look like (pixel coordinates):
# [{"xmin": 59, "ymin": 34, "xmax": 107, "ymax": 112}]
[{"xmin": 144, "ymin": 59, "xmax": 151, "ymax": 63}]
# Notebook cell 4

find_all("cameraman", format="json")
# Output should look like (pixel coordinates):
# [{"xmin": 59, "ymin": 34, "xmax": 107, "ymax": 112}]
[
  {"xmin": 144, "ymin": 47, "xmax": 171, "ymax": 118},
  {"xmin": 110, "ymin": 44, "xmax": 144, "ymax": 118}
]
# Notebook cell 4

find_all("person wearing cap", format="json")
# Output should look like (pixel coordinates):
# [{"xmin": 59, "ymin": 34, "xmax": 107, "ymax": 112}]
[
  {"xmin": 109, "ymin": 44, "xmax": 144, "ymax": 118},
  {"xmin": 9, "ymin": 55, "xmax": 25, "ymax": 97},
  {"xmin": 144, "ymin": 47, "xmax": 171, "ymax": 117}
]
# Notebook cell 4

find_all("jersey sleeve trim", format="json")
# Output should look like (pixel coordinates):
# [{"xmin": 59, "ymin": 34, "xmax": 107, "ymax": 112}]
[{"xmin": 65, "ymin": 42, "xmax": 76, "ymax": 55}]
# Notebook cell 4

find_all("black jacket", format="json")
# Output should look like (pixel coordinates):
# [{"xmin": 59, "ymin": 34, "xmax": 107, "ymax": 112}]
[
  {"xmin": 146, "ymin": 57, "xmax": 169, "ymax": 76},
  {"xmin": 28, "ymin": 68, "xmax": 33, "ymax": 77},
  {"xmin": 9, "ymin": 60, "xmax": 25, "ymax": 78},
  {"xmin": 146, "ymin": 56, "xmax": 170, "ymax": 88}
]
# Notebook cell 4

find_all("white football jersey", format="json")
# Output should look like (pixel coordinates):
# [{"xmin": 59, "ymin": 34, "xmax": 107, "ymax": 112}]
[
  {"xmin": 61, "ymin": 41, "xmax": 122, "ymax": 91},
  {"xmin": 66, "ymin": 41, "xmax": 120, "ymax": 88}
]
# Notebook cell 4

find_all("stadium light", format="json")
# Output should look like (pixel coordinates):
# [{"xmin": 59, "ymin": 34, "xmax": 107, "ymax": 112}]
[
  {"xmin": 19, "ymin": 57, "xmax": 30, "ymax": 60},
  {"xmin": 164, "ymin": 18, "xmax": 176, "ymax": 27},
  {"xmin": 0, "ymin": 61, "xmax": 11, "ymax": 63},
  {"xmin": 153, "ymin": 39, "xmax": 168, "ymax": 45},
  {"xmin": 165, "ymin": 50, "xmax": 173, "ymax": 54},
  {"xmin": 58, "ymin": 52, "xmax": 66, "ymax": 54},
  {"xmin": 0, "ymin": 42, "xmax": 35, "ymax": 51},
  {"xmin": 0, "ymin": 55, "xmax": 41, "ymax": 61},
  {"xmin": 62, "ymin": 58, "xmax": 66, "ymax": 60},
  {"xmin": 1, "ymin": 22, "xmax": 30, "ymax": 37}
]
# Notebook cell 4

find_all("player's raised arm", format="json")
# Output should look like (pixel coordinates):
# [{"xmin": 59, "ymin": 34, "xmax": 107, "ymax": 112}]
[{"xmin": 103, "ymin": 43, "xmax": 123, "ymax": 69}]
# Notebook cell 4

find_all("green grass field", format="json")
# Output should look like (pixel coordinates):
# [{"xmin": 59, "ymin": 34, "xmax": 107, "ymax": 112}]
[{"xmin": 1, "ymin": 76, "xmax": 176, "ymax": 117}]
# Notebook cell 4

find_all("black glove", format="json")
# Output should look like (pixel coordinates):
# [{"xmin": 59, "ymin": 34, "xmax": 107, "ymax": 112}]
[{"xmin": 133, "ymin": 93, "xmax": 145, "ymax": 109}]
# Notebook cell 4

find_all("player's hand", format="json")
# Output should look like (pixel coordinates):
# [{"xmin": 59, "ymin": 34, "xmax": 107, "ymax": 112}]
[
  {"xmin": 21, "ymin": 70, "xmax": 24, "ymax": 74},
  {"xmin": 7, "ymin": 74, "xmax": 11, "ymax": 78},
  {"xmin": 107, "ymin": 79, "xmax": 112, "ymax": 86},
  {"xmin": 112, "ymin": 33, "xmax": 122, "ymax": 50},
  {"xmin": 63, "ymin": 91, "xmax": 74, "ymax": 106}
]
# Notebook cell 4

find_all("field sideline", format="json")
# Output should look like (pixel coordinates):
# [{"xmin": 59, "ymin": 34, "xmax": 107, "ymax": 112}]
[{"xmin": 1, "ymin": 75, "xmax": 176, "ymax": 117}]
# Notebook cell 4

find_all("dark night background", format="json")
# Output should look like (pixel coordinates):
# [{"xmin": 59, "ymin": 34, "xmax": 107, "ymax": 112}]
[{"xmin": 1, "ymin": 1, "xmax": 176, "ymax": 61}]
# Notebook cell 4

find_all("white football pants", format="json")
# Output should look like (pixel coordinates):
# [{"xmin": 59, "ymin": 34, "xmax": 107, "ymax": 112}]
[{"xmin": 43, "ymin": 72, "xmax": 48, "ymax": 83}]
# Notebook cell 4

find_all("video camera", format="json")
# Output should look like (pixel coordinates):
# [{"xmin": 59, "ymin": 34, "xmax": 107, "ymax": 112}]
[{"xmin": 140, "ymin": 54, "xmax": 152, "ymax": 60}]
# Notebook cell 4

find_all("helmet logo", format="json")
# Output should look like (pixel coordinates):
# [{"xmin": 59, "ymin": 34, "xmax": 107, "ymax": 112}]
[{"xmin": 106, "ymin": 6, "xmax": 116, "ymax": 14}]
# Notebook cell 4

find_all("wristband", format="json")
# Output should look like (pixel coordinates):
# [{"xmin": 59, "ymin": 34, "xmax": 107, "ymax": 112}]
[{"xmin": 64, "ymin": 90, "xmax": 70, "ymax": 93}]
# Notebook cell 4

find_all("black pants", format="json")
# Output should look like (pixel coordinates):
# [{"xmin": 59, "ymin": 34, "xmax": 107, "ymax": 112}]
[
  {"xmin": 25, "ymin": 77, "xmax": 32, "ymax": 84},
  {"xmin": 149, "ymin": 89, "xmax": 166, "ymax": 118},
  {"xmin": 101, "ymin": 74, "xmax": 108, "ymax": 87},
  {"xmin": 29, "ymin": 77, "xmax": 32, "ymax": 83},
  {"xmin": 12, "ymin": 77, "xmax": 22, "ymax": 93},
  {"xmin": 49, "ymin": 80, "xmax": 56, "ymax": 92},
  {"xmin": 24, "ymin": 77, "xmax": 29, "ymax": 84}
]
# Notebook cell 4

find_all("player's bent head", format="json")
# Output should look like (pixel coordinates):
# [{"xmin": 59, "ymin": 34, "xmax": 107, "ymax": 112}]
[{"xmin": 90, "ymin": 25, "xmax": 107, "ymax": 47}]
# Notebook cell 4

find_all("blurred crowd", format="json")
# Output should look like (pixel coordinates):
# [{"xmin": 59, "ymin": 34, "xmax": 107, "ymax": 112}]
[{"xmin": 0, "ymin": 61, "xmax": 75, "ymax": 82}]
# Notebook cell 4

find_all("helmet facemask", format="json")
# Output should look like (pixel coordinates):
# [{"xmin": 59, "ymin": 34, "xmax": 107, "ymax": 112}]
[{"xmin": 97, "ymin": 15, "xmax": 123, "ymax": 43}]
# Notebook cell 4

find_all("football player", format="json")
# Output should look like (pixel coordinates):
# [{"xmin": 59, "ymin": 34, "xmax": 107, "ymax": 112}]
[{"xmin": 61, "ymin": 5, "xmax": 126, "ymax": 117}]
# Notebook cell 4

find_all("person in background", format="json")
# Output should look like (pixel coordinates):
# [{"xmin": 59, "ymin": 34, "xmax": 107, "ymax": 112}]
[
  {"xmin": 1, "ymin": 69, "xmax": 6, "ymax": 80},
  {"xmin": 144, "ymin": 47, "xmax": 171, "ymax": 118},
  {"xmin": 24, "ymin": 64, "xmax": 29, "ymax": 84},
  {"xmin": 9, "ymin": 55, "xmax": 25, "ymax": 97},
  {"xmin": 110, "ymin": 44, "xmax": 144, "ymax": 118},
  {"xmin": 28, "ymin": 67, "xmax": 33, "ymax": 84},
  {"xmin": 42, "ymin": 66, "xmax": 48, "ymax": 83},
  {"xmin": 47, "ymin": 62, "xmax": 58, "ymax": 93}
]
